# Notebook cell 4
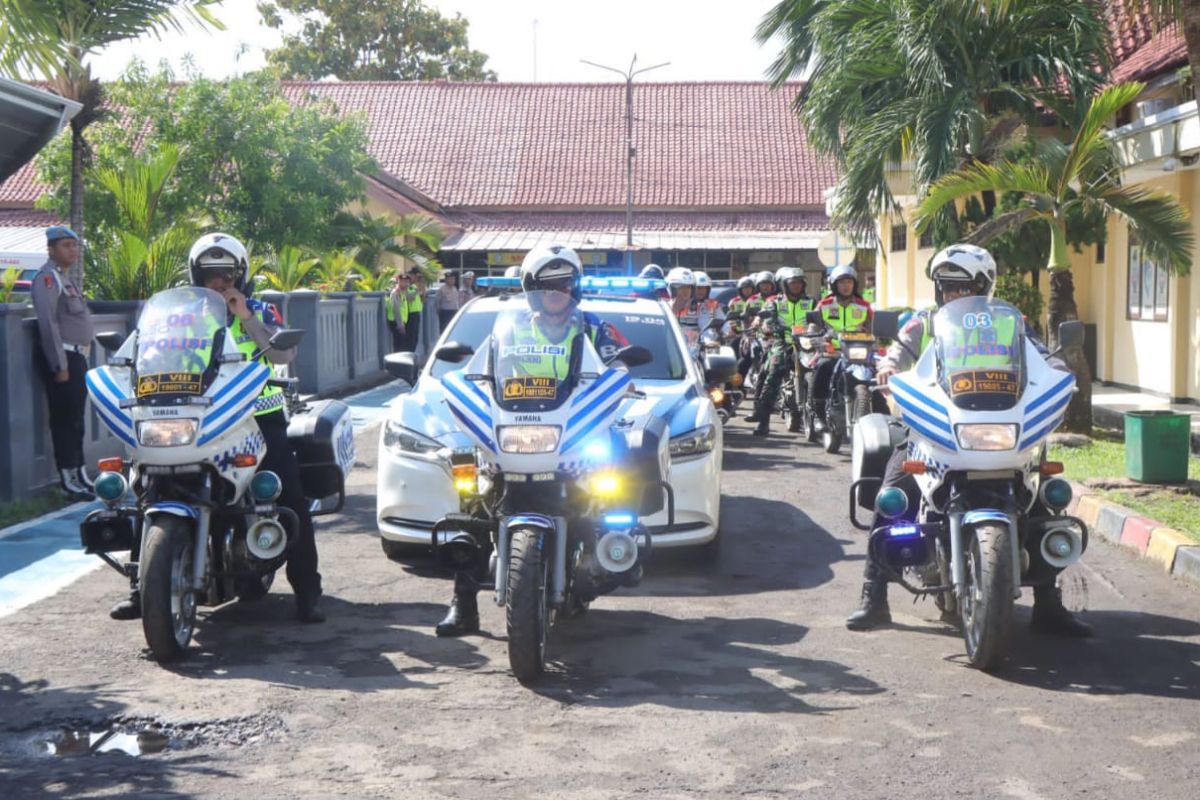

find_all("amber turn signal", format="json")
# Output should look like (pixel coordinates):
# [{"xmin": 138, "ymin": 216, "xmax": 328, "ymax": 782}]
[{"xmin": 901, "ymin": 460, "xmax": 927, "ymax": 475}]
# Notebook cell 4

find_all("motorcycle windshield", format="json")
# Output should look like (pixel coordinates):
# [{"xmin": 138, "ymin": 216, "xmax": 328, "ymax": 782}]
[
  {"xmin": 933, "ymin": 297, "xmax": 1025, "ymax": 411},
  {"xmin": 491, "ymin": 291, "xmax": 584, "ymax": 413},
  {"xmin": 133, "ymin": 287, "xmax": 227, "ymax": 400}
]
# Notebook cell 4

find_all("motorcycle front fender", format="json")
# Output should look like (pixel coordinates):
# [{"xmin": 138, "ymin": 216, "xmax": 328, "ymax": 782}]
[
  {"xmin": 955, "ymin": 508, "xmax": 1022, "ymax": 601},
  {"xmin": 496, "ymin": 514, "xmax": 566, "ymax": 608}
]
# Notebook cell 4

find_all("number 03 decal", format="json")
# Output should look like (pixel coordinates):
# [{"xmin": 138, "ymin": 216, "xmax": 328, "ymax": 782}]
[{"xmin": 962, "ymin": 312, "xmax": 992, "ymax": 329}]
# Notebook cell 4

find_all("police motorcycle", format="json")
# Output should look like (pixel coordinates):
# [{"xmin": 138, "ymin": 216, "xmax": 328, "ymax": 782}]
[
  {"xmin": 699, "ymin": 322, "xmax": 740, "ymax": 424},
  {"xmin": 849, "ymin": 297, "xmax": 1087, "ymax": 669},
  {"xmin": 816, "ymin": 310, "xmax": 885, "ymax": 454},
  {"xmin": 429, "ymin": 291, "xmax": 674, "ymax": 683},
  {"xmin": 788, "ymin": 320, "xmax": 827, "ymax": 442},
  {"xmin": 81, "ymin": 287, "xmax": 354, "ymax": 661}
]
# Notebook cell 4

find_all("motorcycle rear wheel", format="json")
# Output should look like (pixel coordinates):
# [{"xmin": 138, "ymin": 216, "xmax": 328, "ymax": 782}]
[
  {"xmin": 141, "ymin": 516, "xmax": 197, "ymax": 662},
  {"xmin": 506, "ymin": 527, "xmax": 550, "ymax": 684},
  {"xmin": 960, "ymin": 523, "xmax": 1014, "ymax": 671}
]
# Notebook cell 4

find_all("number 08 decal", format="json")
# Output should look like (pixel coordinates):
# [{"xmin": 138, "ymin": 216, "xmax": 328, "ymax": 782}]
[{"xmin": 962, "ymin": 312, "xmax": 992, "ymax": 329}]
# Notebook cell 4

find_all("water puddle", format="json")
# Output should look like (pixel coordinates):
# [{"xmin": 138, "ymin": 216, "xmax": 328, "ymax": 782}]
[
  {"xmin": 17, "ymin": 714, "xmax": 284, "ymax": 759},
  {"xmin": 40, "ymin": 727, "xmax": 171, "ymax": 757}
]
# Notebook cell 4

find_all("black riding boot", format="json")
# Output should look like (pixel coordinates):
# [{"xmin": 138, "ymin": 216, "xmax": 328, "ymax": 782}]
[
  {"xmin": 109, "ymin": 589, "xmax": 140, "ymax": 621},
  {"xmin": 846, "ymin": 578, "xmax": 891, "ymax": 630},
  {"xmin": 436, "ymin": 572, "xmax": 481, "ymax": 637},
  {"xmin": 1031, "ymin": 584, "xmax": 1093, "ymax": 637},
  {"xmin": 787, "ymin": 409, "xmax": 802, "ymax": 433}
]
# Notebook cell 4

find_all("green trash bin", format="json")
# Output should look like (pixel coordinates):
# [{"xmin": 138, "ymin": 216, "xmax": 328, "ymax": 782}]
[{"xmin": 1125, "ymin": 410, "xmax": 1190, "ymax": 483}]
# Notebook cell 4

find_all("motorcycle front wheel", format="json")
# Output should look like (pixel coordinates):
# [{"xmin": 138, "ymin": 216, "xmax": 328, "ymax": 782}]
[
  {"xmin": 140, "ymin": 516, "xmax": 197, "ymax": 662},
  {"xmin": 506, "ymin": 527, "xmax": 550, "ymax": 684},
  {"xmin": 823, "ymin": 388, "xmax": 845, "ymax": 454},
  {"xmin": 850, "ymin": 384, "xmax": 872, "ymax": 429},
  {"xmin": 960, "ymin": 523, "xmax": 1014, "ymax": 671}
]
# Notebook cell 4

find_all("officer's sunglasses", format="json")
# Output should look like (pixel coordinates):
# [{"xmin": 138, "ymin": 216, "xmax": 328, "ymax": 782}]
[
  {"xmin": 535, "ymin": 277, "xmax": 574, "ymax": 295},
  {"xmin": 202, "ymin": 267, "xmax": 237, "ymax": 283}
]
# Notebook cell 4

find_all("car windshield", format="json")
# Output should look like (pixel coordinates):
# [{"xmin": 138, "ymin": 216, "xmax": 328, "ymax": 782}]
[
  {"xmin": 431, "ymin": 299, "xmax": 686, "ymax": 381},
  {"xmin": 933, "ymin": 296, "xmax": 1025, "ymax": 411},
  {"xmin": 134, "ymin": 287, "xmax": 227, "ymax": 398}
]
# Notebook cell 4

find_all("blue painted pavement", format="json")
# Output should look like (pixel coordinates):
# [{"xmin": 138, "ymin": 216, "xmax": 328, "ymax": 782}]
[{"xmin": 0, "ymin": 379, "xmax": 408, "ymax": 617}]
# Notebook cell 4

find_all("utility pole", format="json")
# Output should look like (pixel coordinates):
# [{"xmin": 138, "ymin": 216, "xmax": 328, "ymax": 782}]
[{"xmin": 581, "ymin": 55, "xmax": 669, "ymax": 274}]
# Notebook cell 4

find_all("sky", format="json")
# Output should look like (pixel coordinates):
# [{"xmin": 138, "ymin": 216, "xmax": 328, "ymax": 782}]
[{"xmin": 90, "ymin": 0, "xmax": 787, "ymax": 83}]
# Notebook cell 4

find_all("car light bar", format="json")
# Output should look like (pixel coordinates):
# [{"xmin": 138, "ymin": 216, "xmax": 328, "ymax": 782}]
[{"xmin": 474, "ymin": 276, "xmax": 668, "ymax": 294}]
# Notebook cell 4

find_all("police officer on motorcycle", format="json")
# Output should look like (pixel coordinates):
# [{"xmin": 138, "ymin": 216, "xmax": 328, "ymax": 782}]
[
  {"xmin": 809, "ymin": 265, "xmax": 872, "ymax": 430},
  {"xmin": 746, "ymin": 267, "xmax": 813, "ymax": 436},
  {"xmin": 846, "ymin": 244, "xmax": 1091, "ymax": 637},
  {"xmin": 436, "ymin": 245, "xmax": 627, "ymax": 637}
]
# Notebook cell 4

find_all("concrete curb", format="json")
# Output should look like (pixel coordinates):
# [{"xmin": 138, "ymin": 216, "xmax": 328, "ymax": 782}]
[{"xmin": 1067, "ymin": 481, "xmax": 1200, "ymax": 589}]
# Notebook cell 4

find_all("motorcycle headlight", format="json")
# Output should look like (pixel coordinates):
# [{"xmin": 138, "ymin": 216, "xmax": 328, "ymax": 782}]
[
  {"xmin": 669, "ymin": 424, "xmax": 716, "ymax": 461},
  {"xmin": 383, "ymin": 420, "xmax": 442, "ymax": 458},
  {"xmin": 498, "ymin": 425, "xmax": 561, "ymax": 454},
  {"xmin": 847, "ymin": 345, "xmax": 871, "ymax": 361},
  {"xmin": 955, "ymin": 423, "xmax": 1018, "ymax": 451},
  {"xmin": 137, "ymin": 419, "xmax": 197, "ymax": 447}
]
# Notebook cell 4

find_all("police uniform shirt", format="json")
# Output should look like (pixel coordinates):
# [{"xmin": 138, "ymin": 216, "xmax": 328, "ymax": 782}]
[{"xmin": 31, "ymin": 260, "xmax": 95, "ymax": 372}]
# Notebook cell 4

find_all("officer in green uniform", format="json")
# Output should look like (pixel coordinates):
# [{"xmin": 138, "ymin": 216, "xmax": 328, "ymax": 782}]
[
  {"xmin": 405, "ymin": 269, "xmax": 425, "ymax": 352},
  {"xmin": 746, "ymin": 267, "xmax": 813, "ymax": 436},
  {"xmin": 386, "ymin": 272, "xmax": 409, "ymax": 352}
]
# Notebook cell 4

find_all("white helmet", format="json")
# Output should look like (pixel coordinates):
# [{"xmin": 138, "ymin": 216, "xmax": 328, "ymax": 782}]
[
  {"xmin": 929, "ymin": 244, "xmax": 997, "ymax": 304},
  {"xmin": 520, "ymin": 244, "xmax": 583, "ymax": 301},
  {"xmin": 666, "ymin": 267, "xmax": 695, "ymax": 288},
  {"xmin": 828, "ymin": 264, "xmax": 858, "ymax": 291},
  {"xmin": 504, "ymin": 265, "xmax": 521, "ymax": 278},
  {"xmin": 776, "ymin": 266, "xmax": 806, "ymax": 294},
  {"xmin": 694, "ymin": 271, "xmax": 712, "ymax": 288},
  {"xmin": 189, "ymin": 232, "xmax": 248, "ymax": 291}
]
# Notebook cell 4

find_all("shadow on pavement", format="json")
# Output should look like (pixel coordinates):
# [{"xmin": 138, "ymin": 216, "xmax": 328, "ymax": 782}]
[
  {"xmin": 986, "ymin": 608, "xmax": 1200, "ymax": 700},
  {"xmin": 534, "ymin": 611, "xmax": 884, "ymax": 713},
  {"xmin": 161, "ymin": 596, "xmax": 490, "ymax": 689},
  {"xmin": 0, "ymin": 673, "xmax": 230, "ymax": 800}
]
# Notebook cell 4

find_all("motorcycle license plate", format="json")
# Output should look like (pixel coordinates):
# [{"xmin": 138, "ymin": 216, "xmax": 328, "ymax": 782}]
[{"xmin": 840, "ymin": 332, "xmax": 874, "ymax": 342}]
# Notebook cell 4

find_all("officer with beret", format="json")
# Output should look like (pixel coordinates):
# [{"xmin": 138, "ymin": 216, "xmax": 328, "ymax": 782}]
[{"xmin": 31, "ymin": 226, "xmax": 96, "ymax": 498}]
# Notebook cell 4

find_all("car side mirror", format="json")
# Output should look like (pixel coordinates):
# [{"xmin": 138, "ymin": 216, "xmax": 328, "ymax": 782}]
[
  {"xmin": 805, "ymin": 310, "xmax": 824, "ymax": 326},
  {"xmin": 1056, "ymin": 320, "xmax": 1084, "ymax": 352},
  {"xmin": 96, "ymin": 331, "xmax": 126, "ymax": 353},
  {"xmin": 434, "ymin": 341, "xmax": 475, "ymax": 363},
  {"xmin": 608, "ymin": 345, "xmax": 653, "ymax": 368},
  {"xmin": 384, "ymin": 352, "xmax": 419, "ymax": 384},
  {"xmin": 872, "ymin": 311, "xmax": 900, "ymax": 340}
]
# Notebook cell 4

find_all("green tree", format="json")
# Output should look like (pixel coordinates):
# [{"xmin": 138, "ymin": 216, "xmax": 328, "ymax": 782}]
[
  {"xmin": 313, "ymin": 248, "xmax": 366, "ymax": 295},
  {"xmin": 914, "ymin": 83, "xmax": 1194, "ymax": 431},
  {"xmin": 0, "ymin": 1, "xmax": 222, "ymax": 285},
  {"xmin": 334, "ymin": 210, "xmax": 444, "ymax": 277},
  {"xmin": 257, "ymin": 0, "xmax": 495, "ymax": 81},
  {"xmin": 86, "ymin": 144, "xmax": 198, "ymax": 299},
  {"xmin": 757, "ymin": 0, "xmax": 1110, "ymax": 234},
  {"xmin": 35, "ymin": 66, "xmax": 376, "ymax": 254}
]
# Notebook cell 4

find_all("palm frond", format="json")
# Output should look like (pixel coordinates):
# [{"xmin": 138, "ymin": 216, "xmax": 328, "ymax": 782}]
[
  {"xmin": 1096, "ymin": 185, "xmax": 1195, "ymax": 275},
  {"xmin": 965, "ymin": 207, "xmax": 1041, "ymax": 246},
  {"xmin": 1058, "ymin": 82, "xmax": 1146, "ymax": 196},
  {"xmin": 915, "ymin": 162, "xmax": 1051, "ymax": 231}
]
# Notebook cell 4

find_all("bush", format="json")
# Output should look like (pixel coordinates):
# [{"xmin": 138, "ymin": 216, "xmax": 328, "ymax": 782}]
[{"xmin": 994, "ymin": 272, "xmax": 1044, "ymax": 333}]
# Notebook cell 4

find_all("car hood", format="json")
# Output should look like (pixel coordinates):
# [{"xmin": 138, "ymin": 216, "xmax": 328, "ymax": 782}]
[{"xmin": 397, "ymin": 373, "xmax": 712, "ymax": 445}]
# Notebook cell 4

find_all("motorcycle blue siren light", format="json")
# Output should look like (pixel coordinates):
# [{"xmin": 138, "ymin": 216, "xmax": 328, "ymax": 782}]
[
  {"xmin": 250, "ymin": 470, "xmax": 283, "ymax": 502},
  {"xmin": 602, "ymin": 512, "xmax": 636, "ymax": 528},
  {"xmin": 888, "ymin": 524, "xmax": 921, "ymax": 538},
  {"xmin": 875, "ymin": 486, "xmax": 909, "ymax": 519},
  {"xmin": 93, "ymin": 471, "xmax": 128, "ymax": 503},
  {"xmin": 1039, "ymin": 477, "xmax": 1073, "ymax": 511}
]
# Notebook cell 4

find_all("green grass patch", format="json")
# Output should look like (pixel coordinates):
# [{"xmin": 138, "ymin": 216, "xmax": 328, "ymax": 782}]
[
  {"xmin": 1050, "ymin": 429, "xmax": 1200, "ymax": 542},
  {"xmin": 0, "ymin": 492, "xmax": 73, "ymax": 530}
]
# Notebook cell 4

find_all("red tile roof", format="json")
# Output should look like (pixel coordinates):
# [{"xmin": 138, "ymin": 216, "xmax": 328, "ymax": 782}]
[
  {"xmin": 0, "ymin": 162, "xmax": 41, "ymax": 206},
  {"xmin": 443, "ymin": 209, "xmax": 829, "ymax": 232},
  {"xmin": 0, "ymin": 208, "xmax": 59, "ymax": 226},
  {"xmin": 283, "ymin": 81, "xmax": 834, "ymax": 210},
  {"xmin": 1108, "ymin": 4, "xmax": 1188, "ymax": 83}
]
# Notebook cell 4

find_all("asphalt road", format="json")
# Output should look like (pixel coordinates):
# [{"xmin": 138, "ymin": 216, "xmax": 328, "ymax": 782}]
[{"xmin": 2, "ymin": 418, "xmax": 1199, "ymax": 799}]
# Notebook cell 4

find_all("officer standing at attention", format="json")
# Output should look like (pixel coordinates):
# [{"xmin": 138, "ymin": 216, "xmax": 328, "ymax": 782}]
[{"xmin": 31, "ymin": 225, "xmax": 96, "ymax": 499}]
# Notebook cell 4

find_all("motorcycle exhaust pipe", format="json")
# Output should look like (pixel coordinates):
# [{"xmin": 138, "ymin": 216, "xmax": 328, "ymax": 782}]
[
  {"xmin": 595, "ymin": 530, "xmax": 639, "ymax": 573},
  {"xmin": 246, "ymin": 517, "xmax": 289, "ymax": 561},
  {"xmin": 1039, "ymin": 525, "xmax": 1084, "ymax": 569}
]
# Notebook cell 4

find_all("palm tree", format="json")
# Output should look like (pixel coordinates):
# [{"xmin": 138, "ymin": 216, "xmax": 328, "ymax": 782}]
[
  {"xmin": 314, "ymin": 248, "xmax": 367, "ymax": 295},
  {"xmin": 0, "ymin": 1, "xmax": 222, "ymax": 285},
  {"xmin": 335, "ymin": 210, "xmax": 444, "ymax": 280},
  {"xmin": 914, "ymin": 83, "xmax": 1194, "ymax": 431},
  {"xmin": 1123, "ymin": 2, "xmax": 1200, "ymax": 108},
  {"xmin": 757, "ymin": 0, "xmax": 1111, "ymax": 234},
  {"xmin": 88, "ymin": 144, "xmax": 197, "ymax": 299},
  {"xmin": 256, "ymin": 245, "xmax": 321, "ymax": 293}
]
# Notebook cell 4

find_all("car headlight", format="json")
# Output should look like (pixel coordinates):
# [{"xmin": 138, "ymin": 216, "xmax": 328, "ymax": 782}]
[
  {"xmin": 498, "ymin": 425, "xmax": 561, "ymax": 454},
  {"xmin": 847, "ymin": 345, "xmax": 870, "ymax": 361},
  {"xmin": 955, "ymin": 423, "xmax": 1018, "ymax": 451},
  {"xmin": 669, "ymin": 424, "xmax": 716, "ymax": 461},
  {"xmin": 383, "ymin": 420, "xmax": 442, "ymax": 458},
  {"xmin": 137, "ymin": 419, "xmax": 197, "ymax": 447}
]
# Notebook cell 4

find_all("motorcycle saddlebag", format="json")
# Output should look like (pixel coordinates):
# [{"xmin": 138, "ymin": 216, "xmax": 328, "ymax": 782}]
[
  {"xmin": 616, "ymin": 415, "xmax": 669, "ymax": 517},
  {"xmin": 851, "ymin": 413, "xmax": 907, "ymax": 509},
  {"xmin": 287, "ymin": 398, "xmax": 355, "ymax": 509}
]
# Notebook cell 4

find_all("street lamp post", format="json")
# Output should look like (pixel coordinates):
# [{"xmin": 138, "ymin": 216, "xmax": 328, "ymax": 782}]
[{"xmin": 581, "ymin": 55, "xmax": 669, "ymax": 275}]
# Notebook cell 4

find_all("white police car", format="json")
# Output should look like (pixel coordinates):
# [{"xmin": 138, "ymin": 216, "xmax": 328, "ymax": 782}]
[{"xmin": 376, "ymin": 277, "xmax": 726, "ymax": 558}]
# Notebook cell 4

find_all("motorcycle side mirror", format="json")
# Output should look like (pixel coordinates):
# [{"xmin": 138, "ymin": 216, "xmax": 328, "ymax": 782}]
[
  {"xmin": 607, "ymin": 345, "xmax": 653, "ymax": 369},
  {"xmin": 267, "ymin": 328, "xmax": 305, "ymax": 352},
  {"xmin": 872, "ymin": 311, "xmax": 901, "ymax": 340},
  {"xmin": 434, "ymin": 341, "xmax": 475, "ymax": 363},
  {"xmin": 384, "ymin": 352, "xmax": 420, "ymax": 384},
  {"xmin": 805, "ymin": 310, "xmax": 824, "ymax": 326},
  {"xmin": 96, "ymin": 331, "xmax": 126, "ymax": 353},
  {"xmin": 1055, "ymin": 320, "xmax": 1084, "ymax": 353}
]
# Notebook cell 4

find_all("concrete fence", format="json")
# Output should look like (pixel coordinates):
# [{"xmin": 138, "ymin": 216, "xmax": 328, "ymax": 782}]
[{"xmin": 0, "ymin": 289, "xmax": 412, "ymax": 502}]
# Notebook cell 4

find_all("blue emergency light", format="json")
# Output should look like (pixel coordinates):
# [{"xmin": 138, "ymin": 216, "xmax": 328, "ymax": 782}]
[
  {"xmin": 475, "ymin": 276, "xmax": 522, "ymax": 288},
  {"xmin": 474, "ymin": 276, "xmax": 667, "ymax": 294}
]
